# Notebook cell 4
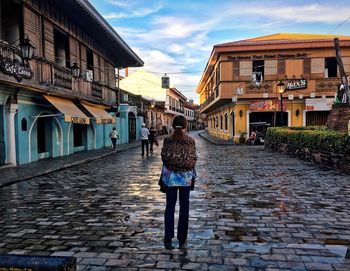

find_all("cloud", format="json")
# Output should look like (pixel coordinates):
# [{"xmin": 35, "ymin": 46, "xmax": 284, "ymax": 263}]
[{"xmin": 104, "ymin": 0, "xmax": 163, "ymax": 19}]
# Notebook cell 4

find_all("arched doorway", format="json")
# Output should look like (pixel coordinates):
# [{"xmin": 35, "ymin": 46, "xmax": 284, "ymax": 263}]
[
  {"xmin": 230, "ymin": 112, "xmax": 235, "ymax": 139},
  {"xmin": 29, "ymin": 113, "xmax": 63, "ymax": 162},
  {"xmin": 128, "ymin": 112, "xmax": 136, "ymax": 141}
]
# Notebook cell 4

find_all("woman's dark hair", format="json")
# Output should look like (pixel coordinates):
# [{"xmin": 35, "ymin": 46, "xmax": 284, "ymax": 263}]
[{"xmin": 172, "ymin": 115, "xmax": 187, "ymax": 129}]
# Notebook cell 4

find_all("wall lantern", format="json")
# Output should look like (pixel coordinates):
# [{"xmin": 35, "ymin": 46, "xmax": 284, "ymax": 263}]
[
  {"xmin": 295, "ymin": 109, "xmax": 300, "ymax": 117},
  {"xmin": 239, "ymin": 109, "xmax": 243, "ymax": 118},
  {"xmin": 150, "ymin": 99, "xmax": 156, "ymax": 108},
  {"xmin": 71, "ymin": 63, "xmax": 80, "ymax": 78},
  {"xmin": 20, "ymin": 35, "xmax": 36, "ymax": 61}
]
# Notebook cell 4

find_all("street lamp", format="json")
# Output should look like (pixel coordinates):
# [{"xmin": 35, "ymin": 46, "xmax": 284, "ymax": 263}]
[
  {"xmin": 20, "ymin": 35, "xmax": 36, "ymax": 62},
  {"xmin": 71, "ymin": 63, "xmax": 80, "ymax": 78},
  {"xmin": 277, "ymin": 82, "xmax": 285, "ymax": 126}
]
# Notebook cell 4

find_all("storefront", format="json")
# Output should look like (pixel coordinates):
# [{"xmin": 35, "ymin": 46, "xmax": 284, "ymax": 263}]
[{"xmin": 304, "ymin": 98, "xmax": 334, "ymax": 126}]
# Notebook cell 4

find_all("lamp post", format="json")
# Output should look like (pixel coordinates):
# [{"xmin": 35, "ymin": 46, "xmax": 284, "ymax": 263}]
[{"xmin": 277, "ymin": 82, "xmax": 285, "ymax": 126}]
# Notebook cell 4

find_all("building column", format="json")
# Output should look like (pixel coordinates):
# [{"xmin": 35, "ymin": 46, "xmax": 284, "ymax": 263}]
[{"xmin": 6, "ymin": 103, "xmax": 18, "ymax": 165}]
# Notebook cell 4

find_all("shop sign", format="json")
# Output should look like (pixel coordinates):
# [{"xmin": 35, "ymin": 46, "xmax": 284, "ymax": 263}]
[
  {"xmin": 64, "ymin": 115, "xmax": 90, "ymax": 124},
  {"xmin": 286, "ymin": 79, "xmax": 307, "ymax": 90},
  {"xmin": 98, "ymin": 118, "xmax": 115, "ymax": 124},
  {"xmin": 250, "ymin": 100, "xmax": 286, "ymax": 112},
  {"xmin": 0, "ymin": 58, "xmax": 33, "ymax": 82},
  {"xmin": 305, "ymin": 98, "xmax": 334, "ymax": 111}
]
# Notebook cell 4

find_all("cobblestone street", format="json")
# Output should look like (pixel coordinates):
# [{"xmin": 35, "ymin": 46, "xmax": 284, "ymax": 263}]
[{"xmin": 0, "ymin": 132, "xmax": 350, "ymax": 270}]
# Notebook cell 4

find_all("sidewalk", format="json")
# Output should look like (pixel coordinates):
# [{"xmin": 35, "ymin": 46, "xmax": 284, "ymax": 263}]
[
  {"xmin": 198, "ymin": 131, "xmax": 235, "ymax": 145},
  {"xmin": 0, "ymin": 141, "xmax": 141, "ymax": 188}
]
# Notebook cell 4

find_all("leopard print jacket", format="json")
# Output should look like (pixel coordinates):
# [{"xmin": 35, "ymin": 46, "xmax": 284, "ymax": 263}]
[{"xmin": 161, "ymin": 132, "xmax": 197, "ymax": 172}]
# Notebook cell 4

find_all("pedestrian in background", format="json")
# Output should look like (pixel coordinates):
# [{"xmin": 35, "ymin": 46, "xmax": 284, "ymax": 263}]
[
  {"xmin": 109, "ymin": 127, "xmax": 119, "ymax": 152},
  {"xmin": 148, "ymin": 126, "xmax": 157, "ymax": 153},
  {"xmin": 160, "ymin": 115, "xmax": 197, "ymax": 249},
  {"xmin": 140, "ymin": 123, "xmax": 150, "ymax": 156}
]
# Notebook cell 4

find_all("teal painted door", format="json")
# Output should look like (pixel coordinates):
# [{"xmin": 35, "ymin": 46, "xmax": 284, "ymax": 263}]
[{"xmin": 129, "ymin": 117, "xmax": 136, "ymax": 140}]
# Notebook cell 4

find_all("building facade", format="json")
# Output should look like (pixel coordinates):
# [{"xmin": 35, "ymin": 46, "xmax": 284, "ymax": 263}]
[
  {"xmin": 197, "ymin": 34, "xmax": 350, "ymax": 142},
  {"xmin": 0, "ymin": 0, "xmax": 143, "ymax": 165},
  {"xmin": 164, "ymin": 87, "xmax": 187, "ymax": 132}
]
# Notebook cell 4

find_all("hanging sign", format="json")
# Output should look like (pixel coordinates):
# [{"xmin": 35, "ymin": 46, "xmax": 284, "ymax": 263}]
[
  {"xmin": 250, "ymin": 100, "xmax": 286, "ymax": 112},
  {"xmin": 286, "ymin": 79, "xmax": 307, "ymax": 90},
  {"xmin": 161, "ymin": 74, "xmax": 170, "ymax": 88},
  {"xmin": 305, "ymin": 98, "xmax": 334, "ymax": 111},
  {"xmin": 0, "ymin": 58, "xmax": 33, "ymax": 82}
]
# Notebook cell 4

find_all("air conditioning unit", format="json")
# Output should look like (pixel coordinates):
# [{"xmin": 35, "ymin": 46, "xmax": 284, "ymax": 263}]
[{"xmin": 83, "ymin": 70, "xmax": 93, "ymax": 82}]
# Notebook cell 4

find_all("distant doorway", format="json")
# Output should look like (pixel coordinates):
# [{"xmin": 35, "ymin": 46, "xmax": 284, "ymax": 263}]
[{"xmin": 128, "ymin": 112, "xmax": 136, "ymax": 140}]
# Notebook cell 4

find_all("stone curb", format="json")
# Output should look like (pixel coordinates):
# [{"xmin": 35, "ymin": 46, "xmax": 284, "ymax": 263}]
[
  {"xmin": 198, "ymin": 131, "xmax": 235, "ymax": 146},
  {"xmin": 0, "ymin": 143, "xmax": 140, "ymax": 189}
]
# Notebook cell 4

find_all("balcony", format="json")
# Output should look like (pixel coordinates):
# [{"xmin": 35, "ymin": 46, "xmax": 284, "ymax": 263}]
[{"xmin": 0, "ymin": 40, "xmax": 116, "ymax": 105}]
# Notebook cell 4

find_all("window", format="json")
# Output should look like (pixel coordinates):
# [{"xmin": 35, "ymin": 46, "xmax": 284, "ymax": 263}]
[
  {"xmin": 306, "ymin": 111, "xmax": 330, "ymax": 126},
  {"xmin": 224, "ymin": 114, "xmax": 228, "ymax": 131},
  {"xmin": 215, "ymin": 116, "xmax": 218, "ymax": 128},
  {"xmin": 87, "ymin": 48, "xmax": 94, "ymax": 75},
  {"xmin": 220, "ymin": 115, "xmax": 223, "ymax": 130},
  {"xmin": 21, "ymin": 118, "xmax": 27, "ymax": 131},
  {"xmin": 216, "ymin": 64, "xmax": 220, "ymax": 86},
  {"xmin": 252, "ymin": 60, "xmax": 264, "ymax": 83},
  {"xmin": 325, "ymin": 57, "xmax": 337, "ymax": 78},
  {"xmin": 0, "ymin": 0, "xmax": 22, "ymax": 44},
  {"xmin": 54, "ymin": 29, "xmax": 70, "ymax": 67}
]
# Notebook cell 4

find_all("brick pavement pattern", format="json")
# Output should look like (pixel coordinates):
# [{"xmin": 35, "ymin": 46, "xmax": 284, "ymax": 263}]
[{"xmin": 0, "ymin": 132, "xmax": 350, "ymax": 270}]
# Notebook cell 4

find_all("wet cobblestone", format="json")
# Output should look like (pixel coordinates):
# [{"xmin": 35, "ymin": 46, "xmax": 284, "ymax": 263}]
[{"xmin": 0, "ymin": 132, "xmax": 350, "ymax": 270}]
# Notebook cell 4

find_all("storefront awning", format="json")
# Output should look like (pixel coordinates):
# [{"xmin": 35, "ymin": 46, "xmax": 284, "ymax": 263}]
[
  {"xmin": 44, "ymin": 95, "xmax": 90, "ymax": 124},
  {"xmin": 81, "ymin": 101, "xmax": 116, "ymax": 124}
]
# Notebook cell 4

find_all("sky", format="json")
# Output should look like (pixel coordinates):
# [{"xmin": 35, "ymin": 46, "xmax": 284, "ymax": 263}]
[{"xmin": 89, "ymin": 0, "xmax": 350, "ymax": 103}]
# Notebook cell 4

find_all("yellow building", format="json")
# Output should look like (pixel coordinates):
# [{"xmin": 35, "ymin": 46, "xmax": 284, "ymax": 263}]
[{"xmin": 196, "ymin": 33, "xmax": 350, "ymax": 142}]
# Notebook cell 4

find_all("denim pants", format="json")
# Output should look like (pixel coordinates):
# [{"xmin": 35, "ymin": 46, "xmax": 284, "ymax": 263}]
[{"xmin": 164, "ymin": 186, "xmax": 190, "ymax": 244}]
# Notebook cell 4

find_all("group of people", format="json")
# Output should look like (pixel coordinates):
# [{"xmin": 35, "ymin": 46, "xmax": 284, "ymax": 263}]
[{"xmin": 109, "ymin": 116, "xmax": 197, "ymax": 250}]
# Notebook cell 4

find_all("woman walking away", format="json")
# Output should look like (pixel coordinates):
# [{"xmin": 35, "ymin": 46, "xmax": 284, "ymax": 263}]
[{"xmin": 161, "ymin": 115, "xmax": 197, "ymax": 249}]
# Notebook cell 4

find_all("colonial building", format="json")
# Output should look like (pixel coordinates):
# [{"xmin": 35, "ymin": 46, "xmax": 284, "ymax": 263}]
[
  {"xmin": 120, "ymin": 70, "xmax": 190, "ymax": 133},
  {"xmin": 184, "ymin": 100, "xmax": 196, "ymax": 130},
  {"xmin": 0, "ymin": 0, "xmax": 143, "ymax": 165},
  {"xmin": 164, "ymin": 87, "xmax": 187, "ymax": 132},
  {"xmin": 197, "ymin": 33, "xmax": 350, "ymax": 142}
]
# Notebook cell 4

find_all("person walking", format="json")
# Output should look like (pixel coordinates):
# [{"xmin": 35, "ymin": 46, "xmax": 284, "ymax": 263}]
[
  {"xmin": 148, "ymin": 127, "xmax": 157, "ymax": 153},
  {"xmin": 140, "ymin": 123, "xmax": 150, "ymax": 156},
  {"xmin": 109, "ymin": 127, "xmax": 119, "ymax": 152},
  {"xmin": 160, "ymin": 115, "xmax": 197, "ymax": 249}
]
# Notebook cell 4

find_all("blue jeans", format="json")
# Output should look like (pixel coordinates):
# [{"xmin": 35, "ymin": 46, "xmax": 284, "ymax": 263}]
[{"xmin": 164, "ymin": 186, "xmax": 190, "ymax": 244}]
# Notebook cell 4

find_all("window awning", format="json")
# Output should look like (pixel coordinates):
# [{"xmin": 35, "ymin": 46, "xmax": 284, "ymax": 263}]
[
  {"xmin": 44, "ymin": 95, "xmax": 90, "ymax": 124},
  {"xmin": 81, "ymin": 101, "xmax": 116, "ymax": 124}
]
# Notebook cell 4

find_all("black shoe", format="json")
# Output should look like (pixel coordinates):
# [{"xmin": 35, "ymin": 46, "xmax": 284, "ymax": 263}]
[
  {"xmin": 164, "ymin": 241, "xmax": 173, "ymax": 250},
  {"xmin": 178, "ymin": 242, "xmax": 187, "ymax": 249}
]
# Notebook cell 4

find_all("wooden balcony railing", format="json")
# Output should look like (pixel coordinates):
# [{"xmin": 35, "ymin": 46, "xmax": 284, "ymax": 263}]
[{"xmin": 0, "ymin": 40, "xmax": 116, "ymax": 105}]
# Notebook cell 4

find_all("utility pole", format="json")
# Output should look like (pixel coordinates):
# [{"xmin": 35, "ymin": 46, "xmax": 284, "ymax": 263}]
[{"xmin": 334, "ymin": 38, "xmax": 350, "ymax": 105}]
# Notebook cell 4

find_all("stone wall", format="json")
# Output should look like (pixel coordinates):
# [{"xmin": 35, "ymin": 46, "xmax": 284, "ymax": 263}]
[
  {"xmin": 265, "ymin": 141, "xmax": 350, "ymax": 175},
  {"xmin": 327, "ymin": 104, "xmax": 350, "ymax": 133}
]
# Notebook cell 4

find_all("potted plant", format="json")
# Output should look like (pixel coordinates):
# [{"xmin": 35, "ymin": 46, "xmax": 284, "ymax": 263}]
[{"xmin": 239, "ymin": 132, "xmax": 247, "ymax": 144}]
